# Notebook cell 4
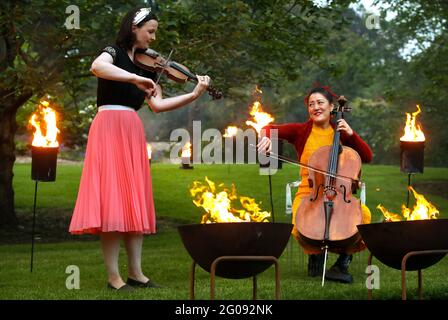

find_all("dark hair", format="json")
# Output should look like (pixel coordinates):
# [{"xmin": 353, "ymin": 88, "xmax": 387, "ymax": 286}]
[
  {"xmin": 116, "ymin": 7, "xmax": 158, "ymax": 51},
  {"xmin": 304, "ymin": 86, "xmax": 338, "ymax": 107}
]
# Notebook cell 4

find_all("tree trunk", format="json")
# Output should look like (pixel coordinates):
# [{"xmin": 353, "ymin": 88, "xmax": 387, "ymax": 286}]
[{"xmin": 0, "ymin": 90, "xmax": 32, "ymax": 227}]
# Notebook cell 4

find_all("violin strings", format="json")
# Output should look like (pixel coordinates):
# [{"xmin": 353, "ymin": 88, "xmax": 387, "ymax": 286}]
[{"xmin": 155, "ymin": 49, "xmax": 174, "ymax": 86}]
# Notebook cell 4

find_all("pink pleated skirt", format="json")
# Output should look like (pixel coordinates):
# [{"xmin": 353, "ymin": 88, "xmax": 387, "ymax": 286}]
[{"xmin": 69, "ymin": 107, "xmax": 156, "ymax": 235}]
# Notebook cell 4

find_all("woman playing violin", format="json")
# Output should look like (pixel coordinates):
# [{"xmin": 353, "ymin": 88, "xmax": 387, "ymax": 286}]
[
  {"xmin": 257, "ymin": 86, "xmax": 373, "ymax": 283},
  {"xmin": 69, "ymin": 6, "xmax": 210, "ymax": 291}
]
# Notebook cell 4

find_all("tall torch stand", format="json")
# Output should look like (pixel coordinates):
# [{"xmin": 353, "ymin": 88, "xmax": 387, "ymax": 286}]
[
  {"xmin": 400, "ymin": 140, "xmax": 424, "ymax": 207},
  {"xmin": 259, "ymin": 139, "xmax": 283, "ymax": 223},
  {"xmin": 30, "ymin": 146, "xmax": 58, "ymax": 272}
]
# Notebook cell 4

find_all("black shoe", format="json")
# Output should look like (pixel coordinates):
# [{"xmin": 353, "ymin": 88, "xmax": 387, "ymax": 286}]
[
  {"xmin": 325, "ymin": 254, "xmax": 353, "ymax": 284},
  {"xmin": 126, "ymin": 277, "xmax": 162, "ymax": 288},
  {"xmin": 307, "ymin": 253, "xmax": 325, "ymax": 277},
  {"xmin": 107, "ymin": 283, "xmax": 135, "ymax": 292}
]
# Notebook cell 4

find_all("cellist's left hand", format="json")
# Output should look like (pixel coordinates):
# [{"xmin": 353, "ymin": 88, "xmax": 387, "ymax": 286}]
[{"xmin": 336, "ymin": 119, "xmax": 353, "ymax": 136}]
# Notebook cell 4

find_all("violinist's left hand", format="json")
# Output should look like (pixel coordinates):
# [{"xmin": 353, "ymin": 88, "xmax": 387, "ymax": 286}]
[
  {"xmin": 336, "ymin": 119, "xmax": 353, "ymax": 136},
  {"xmin": 192, "ymin": 75, "xmax": 211, "ymax": 98}
]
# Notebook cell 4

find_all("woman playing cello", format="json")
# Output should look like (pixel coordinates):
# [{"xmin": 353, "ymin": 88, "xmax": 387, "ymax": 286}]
[{"xmin": 257, "ymin": 85, "xmax": 373, "ymax": 283}]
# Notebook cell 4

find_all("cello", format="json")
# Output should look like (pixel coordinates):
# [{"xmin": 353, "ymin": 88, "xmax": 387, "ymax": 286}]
[{"xmin": 295, "ymin": 96, "xmax": 365, "ymax": 284}]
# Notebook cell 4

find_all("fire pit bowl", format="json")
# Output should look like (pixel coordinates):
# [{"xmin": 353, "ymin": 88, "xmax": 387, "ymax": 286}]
[
  {"xmin": 357, "ymin": 219, "xmax": 448, "ymax": 271},
  {"xmin": 178, "ymin": 222, "xmax": 293, "ymax": 279}
]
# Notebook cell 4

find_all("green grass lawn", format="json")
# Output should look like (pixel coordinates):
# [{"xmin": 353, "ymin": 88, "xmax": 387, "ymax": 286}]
[{"xmin": 1, "ymin": 163, "xmax": 447, "ymax": 300}]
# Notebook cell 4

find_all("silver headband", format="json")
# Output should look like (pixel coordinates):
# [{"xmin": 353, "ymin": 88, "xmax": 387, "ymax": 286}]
[{"xmin": 133, "ymin": 8, "xmax": 152, "ymax": 25}]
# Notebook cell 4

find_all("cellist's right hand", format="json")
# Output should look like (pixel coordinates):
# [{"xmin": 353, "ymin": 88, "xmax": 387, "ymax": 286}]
[{"xmin": 257, "ymin": 136, "xmax": 272, "ymax": 154}]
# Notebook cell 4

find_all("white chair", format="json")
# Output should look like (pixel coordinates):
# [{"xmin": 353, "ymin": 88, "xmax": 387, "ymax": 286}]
[{"xmin": 285, "ymin": 180, "xmax": 301, "ymax": 216}]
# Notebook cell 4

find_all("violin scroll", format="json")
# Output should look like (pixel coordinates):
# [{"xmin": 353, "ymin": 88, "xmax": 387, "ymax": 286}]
[
  {"xmin": 334, "ymin": 95, "xmax": 351, "ymax": 113},
  {"xmin": 207, "ymin": 87, "xmax": 223, "ymax": 100}
]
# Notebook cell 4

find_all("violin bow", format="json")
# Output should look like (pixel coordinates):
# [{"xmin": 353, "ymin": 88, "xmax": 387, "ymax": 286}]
[
  {"xmin": 250, "ymin": 144, "xmax": 362, "ymax": 185},
  {"xmin": 154, "ymin": 49, "xmax": 174, "ymax": 87},
  {"xmin": 321, "ymin": 244, "xmax": 329, "ymax": 287}
]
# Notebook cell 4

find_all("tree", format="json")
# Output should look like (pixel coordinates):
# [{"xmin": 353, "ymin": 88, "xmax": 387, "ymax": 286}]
[
  {"xmin": 263, "ymin": 2, "xmax": 448, "ymax": 165},
  {"xmin": 375, "ymin": 0, "xmax": 448, "ymax": 165},
  {"xmin": 0, "ymin": 0, "xmax": 355, "ymax": 226},
  {"xmin": 0, "ymin": 0, "xmax": 145, "ymax": 226}
]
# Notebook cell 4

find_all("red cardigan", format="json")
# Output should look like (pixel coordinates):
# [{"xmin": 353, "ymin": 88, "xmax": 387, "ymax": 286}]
[{"xmin": 263, "ymin": 119, "xmax": 373, "ymax": 163}]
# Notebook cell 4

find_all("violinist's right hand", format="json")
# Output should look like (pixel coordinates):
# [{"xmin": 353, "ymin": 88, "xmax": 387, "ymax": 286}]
[
  {"xmin": 192, "ymin": 75, "xmax": 211, "ymax": 98},
  {"xmin": 133, "ymin": 75, "xmax": 157, "ymax": 97},
  {"xmin": 257, "ymin": 136, "xmax": 272, "ymax": 154}
]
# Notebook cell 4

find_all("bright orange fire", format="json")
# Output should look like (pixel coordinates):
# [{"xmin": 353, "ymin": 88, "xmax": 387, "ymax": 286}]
[
  {"xmin": 28, "ymin": 101, "xmax": 60, "ymax": 147},
  {"xmin": 377, "ymin": 187, "xmax": 439, "ymax": 221},
  {"xmin": 223, "ymin": 126, "xmax": 239, "ymax": 138},
  {"xmin": 190, "ymin": 177, "xmax": 271, "ymax": 223},
  {"xmin": 400, "ymin": 105, "xmax": 425, "ymax": 142},
  {"xmin": 181, "ymin": 142, "xmax": 192, "ymax": 158},
  {"xmin": 376, "ymin": 204, "xmax": 403, "ymax": 222},
  {"xmin": 245, "ymin": 86, "xmax": 274, "ymax": 135}
]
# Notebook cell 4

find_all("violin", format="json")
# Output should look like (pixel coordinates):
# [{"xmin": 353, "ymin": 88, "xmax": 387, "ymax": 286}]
[
  {"xmin": 295, "ymin": 96, "xmax": 364, "ymax": 260},
  {"xmin": 134, "ymin": 48, "xmax": 222, "ymax": 100}
]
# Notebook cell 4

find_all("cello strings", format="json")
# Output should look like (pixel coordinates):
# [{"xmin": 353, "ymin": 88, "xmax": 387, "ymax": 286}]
[{"xmin": 328, "ymin": 121, "xmax": 341, "ymax": 186}]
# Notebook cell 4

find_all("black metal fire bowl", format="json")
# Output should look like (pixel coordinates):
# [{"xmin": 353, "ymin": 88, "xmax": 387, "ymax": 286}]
[
  {"xmin": 357, "ymin": 219, "xmax": 448, "ymax": 270},
  {"xmin": 178, "ymin": 222, "xmax": 293, "ymax": 279}
]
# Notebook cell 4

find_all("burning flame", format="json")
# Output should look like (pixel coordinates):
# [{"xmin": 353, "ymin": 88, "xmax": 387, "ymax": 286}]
[
  {"xmin": 245, "ymin": 86, "xmax": 274, "ymax": 135},
  {"xmin": 376, "ymin": 204, "xmax": 403, "ymax": 222},
  {"xmin": 400, "ymin": 105, "xmax": 425, "ymax": 142},
  {"xmin": 190, "ymin": 177, "xmax": 271, "ymax": 223},
  {"xmin": 28, "ymin": 100, "xmax": 60, "ymax": 147},
  {"xmin": 255, "ymin": 86, "xmax": 262, "ymax": 94},
  {"xmin": 377, "ymin": 187, "xmax": 439, "ymax": 221},
  {"xmin": 223, "ymin": 126, "xmax": 239, "ymax": 138},
  {"xmin": 181, "ymin": 142, "xmax": 192, "ymax": 158}
]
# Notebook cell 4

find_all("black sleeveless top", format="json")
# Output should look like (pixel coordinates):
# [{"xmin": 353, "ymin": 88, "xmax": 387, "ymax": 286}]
[{"xmin": 96, "ymin": 45, "xmax": 157, "ymax": 111}]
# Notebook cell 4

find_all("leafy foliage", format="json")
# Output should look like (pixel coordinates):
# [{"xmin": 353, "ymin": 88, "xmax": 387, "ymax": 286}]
[{"xmin": 2, "ymin": 0, "xmax": 448, "ymax": 161}]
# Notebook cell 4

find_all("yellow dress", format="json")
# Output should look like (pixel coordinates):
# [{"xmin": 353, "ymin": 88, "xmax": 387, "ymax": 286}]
[{"xmin": 291, "ymin": 124, "xmax": 371, "ymax": 252}]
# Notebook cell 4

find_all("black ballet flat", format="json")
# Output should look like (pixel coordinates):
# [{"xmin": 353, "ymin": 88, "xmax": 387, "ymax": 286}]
[
  {"xmin": 107, "ymin": 282, "xmax": 135, "ymax": 292},
  {"xmin": 126, "ymin": 277, "xmax": 162, "ymax": 288}
]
